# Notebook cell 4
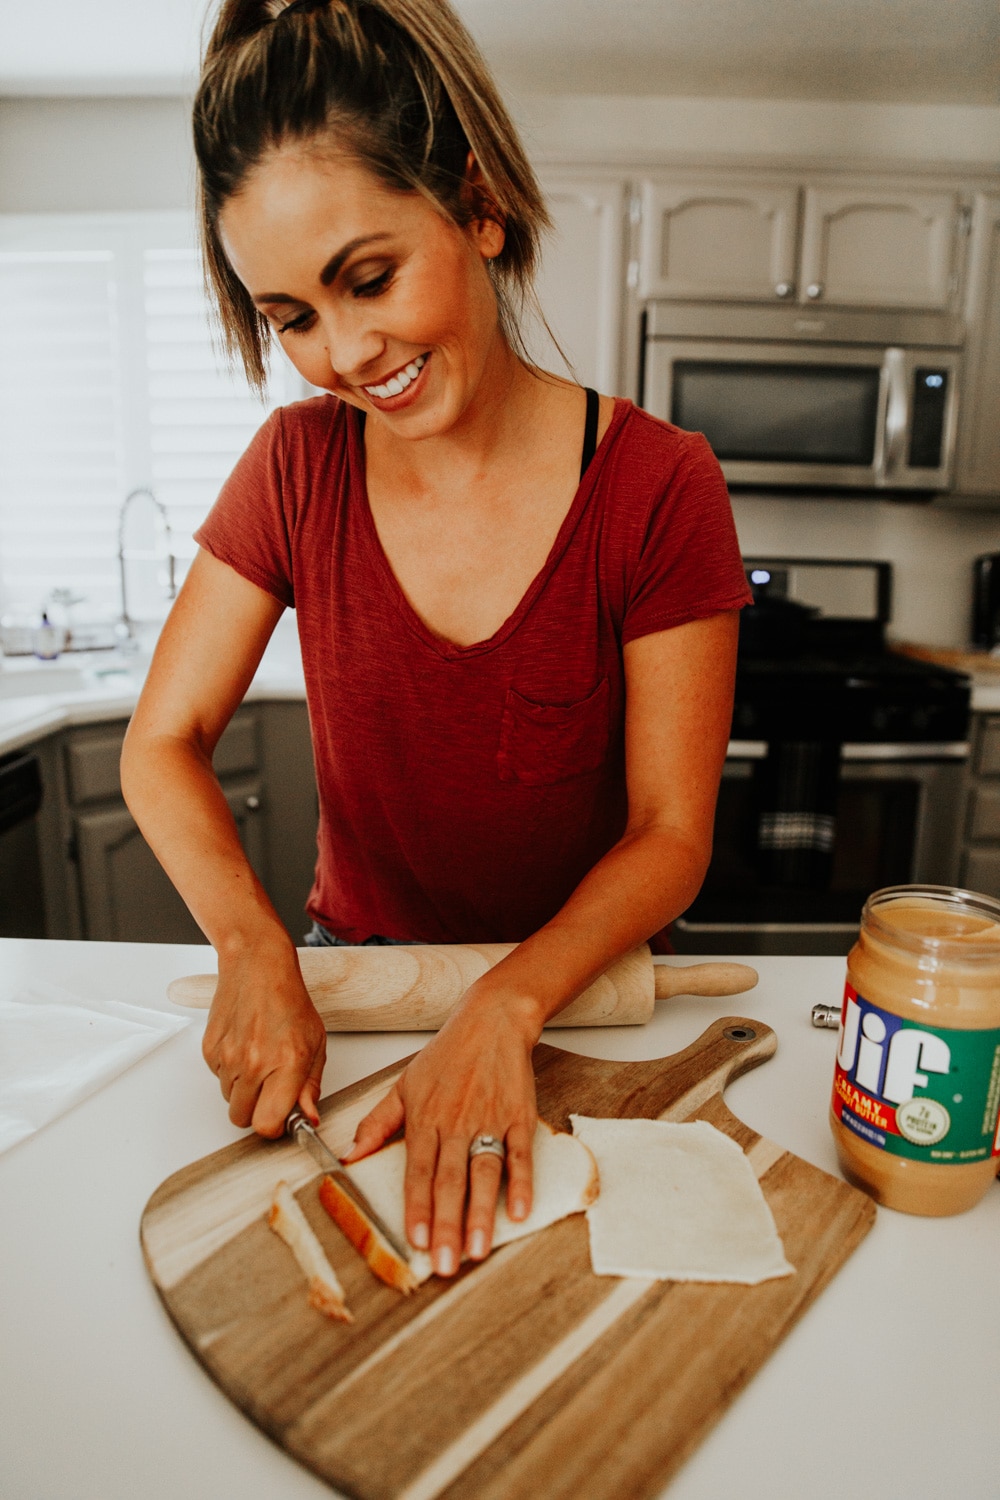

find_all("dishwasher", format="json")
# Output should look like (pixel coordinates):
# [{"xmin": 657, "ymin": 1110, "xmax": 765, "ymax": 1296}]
[{"xmin": 0, "ymin": 748, "xmax": 46, "ymax": 937}]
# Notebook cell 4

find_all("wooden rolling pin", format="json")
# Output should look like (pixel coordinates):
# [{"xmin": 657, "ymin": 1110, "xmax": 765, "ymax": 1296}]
[{"xmin": 166, "ymin": 943, "xmax": 757, "ymax": 1030}]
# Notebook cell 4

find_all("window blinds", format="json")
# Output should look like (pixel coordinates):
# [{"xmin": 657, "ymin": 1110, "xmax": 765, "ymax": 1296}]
[
  {"xmin": 0, "ymin": 214, "xmax": 294, "ymax": 622},
  {"xmin": 0, "ymin": 248, "xmax": 125, "ymax": 615},
  {"xmin": 145, "ymin": 248, "xmax": 288, "ymax": 559}
]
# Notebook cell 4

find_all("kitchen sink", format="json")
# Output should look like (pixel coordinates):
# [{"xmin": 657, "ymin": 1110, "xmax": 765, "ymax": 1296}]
[{"xmin": 0, "ymin": 662, "xmax": 140, "ymax": 699}]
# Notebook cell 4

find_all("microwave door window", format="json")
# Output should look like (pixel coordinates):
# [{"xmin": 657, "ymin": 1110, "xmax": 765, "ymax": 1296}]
[{"xmin": 671, "ymin": 362, "xmax": 881, "ymax": 466}]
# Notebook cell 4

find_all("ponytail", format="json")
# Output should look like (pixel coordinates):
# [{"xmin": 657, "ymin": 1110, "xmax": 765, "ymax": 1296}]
[{"xmin": 194, "ymin": 0, "xmax": 551, "ymax": 392}]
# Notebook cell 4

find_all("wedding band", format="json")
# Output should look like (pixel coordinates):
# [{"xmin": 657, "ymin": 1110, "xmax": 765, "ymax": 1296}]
[{"xmin": 468, "ymin": 1134, "xmax": 506, "ymax": 1161}]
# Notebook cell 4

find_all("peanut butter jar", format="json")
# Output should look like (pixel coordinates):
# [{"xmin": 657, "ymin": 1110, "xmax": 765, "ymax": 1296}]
[{"xmin": 830, "ymin": 885, "xmax": 1000, "ymax": 1216}]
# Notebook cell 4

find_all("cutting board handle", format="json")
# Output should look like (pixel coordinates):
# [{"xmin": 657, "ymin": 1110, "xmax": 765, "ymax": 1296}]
[{"xmin": 533, "ymin": 1015, "xmax": 777, "ymax": 1131}]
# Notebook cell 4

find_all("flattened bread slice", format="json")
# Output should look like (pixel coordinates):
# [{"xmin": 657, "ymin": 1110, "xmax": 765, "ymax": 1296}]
[
  {"xmin": 570, "ymin": 1115, "xmax": 794, "ymax": 1285},
  {"xmin": 341, "ymin": 1119, "xmax": 599, "ymax": 1288},
  {"xmin": 268, "ymin": 1179, "xmax": 353, "ymax": 1321}
]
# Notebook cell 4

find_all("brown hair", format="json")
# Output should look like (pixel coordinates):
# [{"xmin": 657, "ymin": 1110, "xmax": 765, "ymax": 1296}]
[{"xmin": 193, "ymin": 0, "xmax": 551, "ymax": 392}]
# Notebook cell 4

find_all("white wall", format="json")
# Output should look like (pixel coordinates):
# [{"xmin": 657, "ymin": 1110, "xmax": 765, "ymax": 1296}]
[
  {"xmin": 3, "ymin": 93, "xmax": 998, "ymax": 215},
  {"xmin": 730, "ymin": 496, "xmax": 999, "ymax": 647},
  {"xmin": 518, "ymin": 95, "xmax": 1000, "ymax": 166},
  {"xmin": 2, "ymin": 92, "xmax": 998, "ymax": 646},
  {"xmin": 0, "ymin": 98, "xmax": 193, "ymax": 212}
]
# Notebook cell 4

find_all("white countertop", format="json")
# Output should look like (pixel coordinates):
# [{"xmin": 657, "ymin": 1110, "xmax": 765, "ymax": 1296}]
[
  {"xmin": 1, "ymin": 628, "xmax": 997, "ymax": 757},
  {"xmin": 1, "ymin": 938, "xmax": 997, "ymax": 1500}
]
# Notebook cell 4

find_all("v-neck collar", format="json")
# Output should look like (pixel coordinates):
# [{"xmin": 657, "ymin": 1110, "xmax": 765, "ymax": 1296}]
[{"xmin": 348, "ymin": 398, "xmax": 630, "ymax": 662}]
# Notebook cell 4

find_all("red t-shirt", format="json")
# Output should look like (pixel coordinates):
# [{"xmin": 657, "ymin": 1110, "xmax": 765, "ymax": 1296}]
[{"xmin": 195, "ymin": 395, "xmax": 751, "ymax": 943}]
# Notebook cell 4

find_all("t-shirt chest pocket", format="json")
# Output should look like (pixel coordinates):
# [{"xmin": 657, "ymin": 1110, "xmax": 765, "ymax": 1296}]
[{"xmin": 496, "ymin": 677, "xmax": 611, "ymax": 786}]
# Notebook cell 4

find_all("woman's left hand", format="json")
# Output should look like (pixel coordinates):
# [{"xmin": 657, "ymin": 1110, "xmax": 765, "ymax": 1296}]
[{"xmin": 342, "ymin": 982, "xmax": 541, "ymax": 1277}]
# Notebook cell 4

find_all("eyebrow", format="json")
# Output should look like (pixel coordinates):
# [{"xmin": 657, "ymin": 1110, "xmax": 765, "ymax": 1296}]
[{"xmin": 251, "ymin": 234, "xmax": 394, "ymax": 306}]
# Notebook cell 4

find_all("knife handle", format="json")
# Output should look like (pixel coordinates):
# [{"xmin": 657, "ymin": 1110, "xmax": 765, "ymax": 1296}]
[
  {"xmin": 286, "ymin": 1107, "xmax": 314, "ymax": 1141},
  {"xmin": 286, "ymin": 1109, "xmax": 341, "ymax": 1172}
]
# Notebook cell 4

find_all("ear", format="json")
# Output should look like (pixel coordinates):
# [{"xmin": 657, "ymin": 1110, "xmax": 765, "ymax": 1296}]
[{"xmin": 463, "ymin": 152, "xmax": 506, "ymax": 260}]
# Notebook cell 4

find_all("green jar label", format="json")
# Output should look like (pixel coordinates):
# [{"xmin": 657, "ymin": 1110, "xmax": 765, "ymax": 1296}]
[{"xmin": 832, "ymin": 983, "xmax": 1000, "ymax": 1163}]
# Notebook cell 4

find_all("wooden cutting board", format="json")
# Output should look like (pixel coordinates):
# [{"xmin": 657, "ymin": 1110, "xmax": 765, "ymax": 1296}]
[{"xmin": 141, "ymin": 1019, "xmax": 875, "ymax": 1500}]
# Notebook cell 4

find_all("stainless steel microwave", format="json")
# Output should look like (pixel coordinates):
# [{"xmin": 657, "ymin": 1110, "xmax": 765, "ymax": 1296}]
[{"xmin": 641, "ymin": 304, "xmax": 963, "ymax": 493}]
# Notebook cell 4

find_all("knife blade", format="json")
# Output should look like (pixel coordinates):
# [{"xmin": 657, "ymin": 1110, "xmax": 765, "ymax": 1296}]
[{"xmin": 285, "ymin": 1107, "xmax": 412, "ymax": 1265}]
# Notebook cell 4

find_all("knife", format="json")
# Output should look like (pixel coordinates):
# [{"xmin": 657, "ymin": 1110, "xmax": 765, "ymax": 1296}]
[{"xmin": 285, "ymin": 1107, "xmax": 413, "ymax": 1266}]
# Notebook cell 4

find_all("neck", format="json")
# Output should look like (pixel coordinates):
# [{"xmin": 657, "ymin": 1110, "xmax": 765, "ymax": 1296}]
[{"xmin": 365, "ymin": 336, "xmax": 560, "ymax": 492}]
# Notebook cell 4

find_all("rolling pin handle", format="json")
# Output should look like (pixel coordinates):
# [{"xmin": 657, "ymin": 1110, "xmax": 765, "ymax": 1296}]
[
  {"xmin": 652, "ymin": 961, "xmax": 759, "ymax": 1001},
  {"xmin": 167, "ymin": 974, "xmax": 216, "ymax": 1009}
]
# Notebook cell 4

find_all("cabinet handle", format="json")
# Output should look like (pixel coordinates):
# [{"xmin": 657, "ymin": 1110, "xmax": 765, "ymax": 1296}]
[
  {"xmin": 805, "ymin": 282, "xmax": 824, "ymax": 300},
  {"xmin": 774, "ymin": 281, "xmax": 794, "ymax": 298},
  {"xmin": 245, "ymin": 795, "xmax": 260, "ymax": 812}
]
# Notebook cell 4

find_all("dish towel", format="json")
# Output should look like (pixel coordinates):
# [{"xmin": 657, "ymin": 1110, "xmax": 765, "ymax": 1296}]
[
  {"xmin": 754, "ymin": 740, "xmax": 841, "ymax": 887},
  {"xmin": 0, "ymin": 980, "xmax": 189, "ymax": 1154}
]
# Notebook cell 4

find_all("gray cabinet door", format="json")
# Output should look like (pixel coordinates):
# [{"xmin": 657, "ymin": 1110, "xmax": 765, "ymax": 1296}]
[
  {"xmin": 954, "ymin": 194, "xmax": 1000, "ymax": 498},
  {"xmin": 530, "ymin": 174, "xmax": 627, "ymax": 394},
  {"xmin": 638, "ymin": 177, "xmax": 799, "ymax": 302},
  {"xmin": 75, "ymin": 776, "xmax": 266, "ymax": 942},
  {"xmin": 798, "ymin": 186, "xmax": 962, "ymax": 310}
]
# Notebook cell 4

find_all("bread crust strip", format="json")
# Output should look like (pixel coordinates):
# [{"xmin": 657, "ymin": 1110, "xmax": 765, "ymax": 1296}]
[
  {"xmin": 268, "ymin": 1179, "xmax": 353, "ymax": 1322},
  {"xmin": 318, "ymin": 1173, "xmax": 419, "ymax": 1294}
]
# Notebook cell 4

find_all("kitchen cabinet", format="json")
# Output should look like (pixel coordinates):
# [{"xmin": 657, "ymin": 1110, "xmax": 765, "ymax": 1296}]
[
  {"xmin": 74, "ymin": 777, "xmax": 265, "ymax": 943},
  {"xmin": 532, "ymin": 171, "xmax": 628, "ymax": 394},
  {"xmin": 797, "ymin": 185, "xmax": 961, "ymax": 310},
  {"xmin": 33, "ymin": 700, "xmax": 318, "ymax": 944},
  {"xmin": 952, "ymin": 192, "xmax": 1000, "ymax": 500},
  {"xmin": 638, "ymin": 172, "xmax": 966, "ymax": 312},
  {"xmin": 960, "ymin": 712, "xmax": 1000, "ymax": 897},
  {"xmin": 638, "ymin": 178, "xmax": 799, "ymax": 302}
]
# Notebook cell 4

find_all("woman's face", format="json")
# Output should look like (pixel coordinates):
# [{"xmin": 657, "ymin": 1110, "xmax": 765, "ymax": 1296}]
[{"xmin": 219, "ymin": 146, "xmax": 508, "ymax": 437}]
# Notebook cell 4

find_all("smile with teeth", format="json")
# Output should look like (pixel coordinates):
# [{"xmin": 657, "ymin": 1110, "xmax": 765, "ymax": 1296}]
[{"xmin": 364, "ymin": 353, "xmax": 428, "ymax": 399}]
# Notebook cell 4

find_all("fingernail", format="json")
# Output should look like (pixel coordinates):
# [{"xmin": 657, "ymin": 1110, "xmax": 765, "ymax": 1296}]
[
  {"xmin": 435, "ymin": 1246, "xmax": 455, "ymax": 1276},
  {"xmin": 411, "ymin": 1222, "xmax": 429, "ymax": 1250},
  {"xmin": 511, "ymin": 1200, "xmax": 528, "ymax": 1221},
  {"xmin": 469, "ymin": 1229, "xmax": 487, "ymax": 1259}
]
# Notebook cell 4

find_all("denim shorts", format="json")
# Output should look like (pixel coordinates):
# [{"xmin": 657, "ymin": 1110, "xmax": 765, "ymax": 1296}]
[{"xmin": 304, "ymin": 921, "xmax": 418, "ymax": 948}]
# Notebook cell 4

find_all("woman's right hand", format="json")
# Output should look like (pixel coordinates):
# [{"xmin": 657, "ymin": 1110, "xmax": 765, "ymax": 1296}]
[{"xmin": 202, "ymin": 941, "xmax": 327, "ymax": 1137}]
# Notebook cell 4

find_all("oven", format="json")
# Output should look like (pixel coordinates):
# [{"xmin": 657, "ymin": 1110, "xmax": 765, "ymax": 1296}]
[{"xmin": 672, "ymin": 559, "xmax": 971, "ymax": 956}]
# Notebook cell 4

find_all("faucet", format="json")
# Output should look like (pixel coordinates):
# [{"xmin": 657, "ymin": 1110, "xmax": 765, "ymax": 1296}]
[{"xmin": 117, "ymin": 488, "xmax": 176, "ymax": 642}]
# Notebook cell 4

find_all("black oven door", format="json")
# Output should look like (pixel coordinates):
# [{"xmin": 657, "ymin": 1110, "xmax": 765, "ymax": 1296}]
[
  {"xmin": 673, "ymin": 747, "xmax": 967, "ymax": 956},
  {"xmin": 0, "ymin": 750, "xmax": 46, "ymax": 938}
]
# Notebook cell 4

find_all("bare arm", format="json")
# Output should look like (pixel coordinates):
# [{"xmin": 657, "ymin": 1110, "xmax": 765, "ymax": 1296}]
[
  {"xmin": 347, "ymin": 611, "xmax": 739, "ymax": 1273},
  {"xmin": 475, "ymin": 609, "xmax": 740, "ymax": 1012},
  {"xmin": 120, "ymin": 549, "xmax": 326, "ymax": 1133}
]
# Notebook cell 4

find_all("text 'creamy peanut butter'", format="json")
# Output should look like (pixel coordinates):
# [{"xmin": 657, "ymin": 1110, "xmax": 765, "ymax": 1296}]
[{"xmin": 830, "ymin": 885, "xmax": 1000, "ymax": 1217}]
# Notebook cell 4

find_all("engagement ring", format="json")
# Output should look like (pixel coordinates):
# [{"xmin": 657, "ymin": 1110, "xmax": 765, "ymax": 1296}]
[{"xmin": 468, "ymin": 1134, "xmax": 506, "ymax": 1161}]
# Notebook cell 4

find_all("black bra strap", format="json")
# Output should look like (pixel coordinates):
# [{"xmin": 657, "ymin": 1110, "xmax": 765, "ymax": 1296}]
[
  {"xmin": 580, "ymin": 387, "xmax": 599, "ymax": 480},
  {"xmin": 361, "ymin": 394, "xmax": 598, "ymax": 476}
]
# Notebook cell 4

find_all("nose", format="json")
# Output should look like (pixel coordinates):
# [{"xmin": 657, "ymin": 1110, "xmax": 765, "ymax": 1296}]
[{"xmin": 320, "ymin": 307, "xmax": 386, "ymax": 387}]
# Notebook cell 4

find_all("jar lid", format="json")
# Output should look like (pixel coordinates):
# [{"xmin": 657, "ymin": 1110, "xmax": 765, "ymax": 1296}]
[{"xmin": 863, "ymin": 884, "xmax": 1000, "ymax": 964}]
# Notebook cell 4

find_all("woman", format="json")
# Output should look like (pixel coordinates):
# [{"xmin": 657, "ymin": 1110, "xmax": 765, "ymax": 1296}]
[{"xmin": 121, "ymin": 0, "xmax": 751, "ymax": 1280}]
